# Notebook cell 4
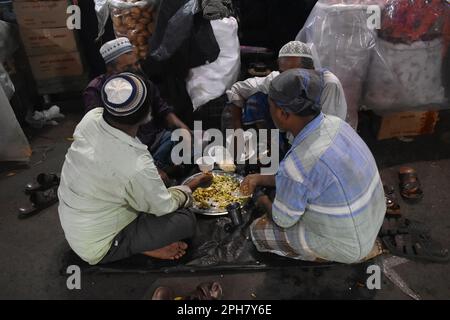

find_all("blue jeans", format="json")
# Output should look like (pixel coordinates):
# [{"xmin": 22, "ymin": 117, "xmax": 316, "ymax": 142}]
[{"xmin": 150, "ymin": 130, "xmax": 175, "ymax": 170}]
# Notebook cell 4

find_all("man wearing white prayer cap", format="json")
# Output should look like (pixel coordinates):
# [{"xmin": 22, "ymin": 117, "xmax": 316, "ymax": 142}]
[
  {"xmin": 226, "ymin": 40, "xmax": 348, "ymax": 131},
  {"xmin": 83, "ymin": 37, "xmax": 192, "ymax": 185},
  {"xmin": 59, "ymin": 73, "xmax": 212, "ymax": 265},
  {"xmin": 240, "ymin": 69, "xmax": 385, "ymax": 264}
]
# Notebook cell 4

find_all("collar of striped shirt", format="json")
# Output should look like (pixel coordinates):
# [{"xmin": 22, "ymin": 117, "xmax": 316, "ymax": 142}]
[{"xmin": 286, "ymin": 112, "xmax": 325, "ymax": 158}]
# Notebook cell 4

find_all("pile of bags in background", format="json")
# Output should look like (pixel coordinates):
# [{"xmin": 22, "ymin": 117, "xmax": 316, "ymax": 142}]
[
  {"xmin": 94, "ymin": 0, "xmax": 240, "ymax": 117},
  {"xmin": 298, "ymin": 0, "xmax": 449, "ymax": 128}
]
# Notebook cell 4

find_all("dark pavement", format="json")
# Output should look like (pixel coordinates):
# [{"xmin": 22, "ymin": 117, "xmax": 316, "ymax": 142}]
[{"xmin": 1, "ymin": 108, "xmax": 450, "ymax": 300}]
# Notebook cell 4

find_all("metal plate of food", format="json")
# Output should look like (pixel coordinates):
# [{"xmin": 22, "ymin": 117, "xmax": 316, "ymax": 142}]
[{"xmin": 182, "ymin": 170, "xmax": 251, "ymax": 216}]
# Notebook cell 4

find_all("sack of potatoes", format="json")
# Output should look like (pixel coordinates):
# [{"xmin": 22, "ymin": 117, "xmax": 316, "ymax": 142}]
[{"xmin": 110, "ymin": 0, "xmax": 158, "ymax": 60}]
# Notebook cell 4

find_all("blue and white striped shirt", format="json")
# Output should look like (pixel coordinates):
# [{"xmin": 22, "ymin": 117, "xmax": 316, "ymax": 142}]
[{"xmin": 273, "ymin": 113, "xmax": 385, "ymax": 263}]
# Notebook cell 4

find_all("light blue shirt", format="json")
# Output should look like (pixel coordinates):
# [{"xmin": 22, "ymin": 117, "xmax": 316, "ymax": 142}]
[{"xmin": 272, "ymin": 113, "xmax": 385, "ymax": 263}]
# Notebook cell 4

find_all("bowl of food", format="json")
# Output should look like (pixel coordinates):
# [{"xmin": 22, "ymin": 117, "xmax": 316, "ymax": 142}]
[
  {"xmin": 182, "ymin": 170, "xmax": 250, "ymax": 215},
  {"xmin": 195, "ymin": 156, "xmax": 215, "ymax": 173},
  {"xmin": 207, "ymin": 146, "xmax": 236, "ymax": 172}
]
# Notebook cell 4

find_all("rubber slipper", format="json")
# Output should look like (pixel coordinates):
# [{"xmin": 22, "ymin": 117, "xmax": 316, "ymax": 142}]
[
  {"xmin": 185, "ymin": 282, "xmax": 223, "ymax": 300},
  {"xmin": 384, "ymin": 185, "xmax": 401, "ymax": 217},
  {"xmin": 379, "ymin": 216, "xmax": 430, "ymax": 237},
  {"xmin": 25, "ymin": 173, "xmax": 60, "ymax": 194},
  {"xmin": 18, "ymin": 186, "xmax": 58, "ymax": 219},
  {"xmin": 399, "ymin": 167, "xmax": 423, "ymax": 203},
  {"xmin": 382, "ymin": 233, "xmax": 449, "ymax": 263}
]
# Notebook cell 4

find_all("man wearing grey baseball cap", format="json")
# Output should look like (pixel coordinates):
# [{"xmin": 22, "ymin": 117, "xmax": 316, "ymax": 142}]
[
  {"xmin": 240, "ymin": 69, "xmax": 385, "ymax": 264},
  {"xmin": 59, "ymin": 73, "xmax": 211, "ymax": 265}
]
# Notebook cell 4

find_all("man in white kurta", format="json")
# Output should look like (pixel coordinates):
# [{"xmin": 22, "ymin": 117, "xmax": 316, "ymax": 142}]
[
  {"xmin": 227, "ymin": 41, "xmax": 347, "ymax": 129},
  {"xmin": 58, "ymin": 73, "xmax": 208, "ymax": 265}
]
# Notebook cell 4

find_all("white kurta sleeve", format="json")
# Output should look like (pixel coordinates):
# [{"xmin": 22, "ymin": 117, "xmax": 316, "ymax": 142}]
[
  {"xmin": 124, "ymin": 160, "xmax": 192, "ymax": 216},
  {"xmin": 321, "ymin": 71, "xmax": 348, "ymax": 121},
  {"xmin": 226, "ymin": 71, "xmax": 280, "ymax": 107}
]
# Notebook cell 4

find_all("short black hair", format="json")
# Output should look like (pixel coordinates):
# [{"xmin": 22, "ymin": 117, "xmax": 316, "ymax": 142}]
[
  {"xmin": 296, "ymin": 107, "xmax": 320, "ymax": 117},
  {"xmin": 300, "ymin": 57, "xmax": 315, "ymax": 70},
  {"xmin": 102, "ymin": 78, "xmax": 153, "ymax": 126}
]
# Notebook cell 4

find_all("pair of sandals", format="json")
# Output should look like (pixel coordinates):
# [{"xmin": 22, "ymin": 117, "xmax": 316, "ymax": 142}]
[
  {"xmin": 381, "ymin": 167, "xmax": 448, "ymax": 263},
  {"xmin": 385, "ymin": 166, "xmax": 423, "ymax": 216},
  {"xmin": 152, "ymin": 281, "xmax": 223, "ymax": 300},
  {"xmin": 18, "ymin": 173, "xmax": 60, "ymax": 219}
]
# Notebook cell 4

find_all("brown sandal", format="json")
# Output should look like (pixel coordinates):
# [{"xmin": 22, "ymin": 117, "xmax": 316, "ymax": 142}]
[{"xmin": 399, "ymin": 167, "xmax": 423, "ymax": 203}]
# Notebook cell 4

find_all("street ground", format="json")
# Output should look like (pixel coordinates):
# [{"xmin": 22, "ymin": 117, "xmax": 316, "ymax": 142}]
[{"xmin": 1, "ymin": 103, "xmax": 450, "ymax": 300}]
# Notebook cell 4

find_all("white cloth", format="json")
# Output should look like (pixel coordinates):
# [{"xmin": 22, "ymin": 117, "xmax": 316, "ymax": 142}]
[
  {"xmin": 58, "ymin": 108, "xmax": 192, "ymax": 265},
  {"xmin": 0, "ymin": 85, "xmax": 30, "ymax": 162},
  {"xmin": 186, "ymin": 17, "xmax": 240, "ymax": 110},
  {"xmin": 226, "ymin": 70, "xmax": 348, "ymax": 121}
]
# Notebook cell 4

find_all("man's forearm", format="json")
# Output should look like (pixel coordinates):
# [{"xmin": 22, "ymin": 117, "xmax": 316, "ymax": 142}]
[
  {"xmin": 230, "ymin": 104, "xmax": 243, "ymax": 129},
  {"xmin": 257, "ymin": 174, "xmax": 276, "ymax": 187},
  {"xmin": 165, "ymin": 113, "xmax": 191, "ymax": 132},
  {"xmin": 258, "ymin": 196, "xmax": 273, "ymax": 220}
]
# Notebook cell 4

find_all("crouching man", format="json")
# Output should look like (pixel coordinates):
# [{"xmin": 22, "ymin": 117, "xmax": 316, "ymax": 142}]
[
  {"xmin": 241, "ymin": 69, "xmax": 385, "ymax": 264},
  {"xmin": 58, "ymin": 73, "xmax": 210, "ymax": 265}
]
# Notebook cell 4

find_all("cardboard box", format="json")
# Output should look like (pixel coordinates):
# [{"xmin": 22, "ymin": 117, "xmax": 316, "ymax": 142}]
[
  {"xmin": 377, "ymin": 111, "xmax": 439, "ymax": 140},
  {"xmin": 13, "ymin": 0, "xmax": 69, "ymax": 29},
  {"xmin": 19, "ymin": 27, "xmax": 77, "ymax": 56},
  {"xmin": 28, "ymin": 51, "xmax": 84, "ymax": 80},
  {"xmin": 35, "ymin": 73, "xmax": 88, "ymax": 95}
]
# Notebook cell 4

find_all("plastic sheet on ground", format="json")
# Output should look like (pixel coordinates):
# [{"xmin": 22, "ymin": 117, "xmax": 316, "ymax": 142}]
[
  {"xmin": 62, "ymin": 205, "xmax": 337, "ymax": 274},
  {"xmin": 297, "ymin": 0, "xmax": 449, "ymax": 126}
]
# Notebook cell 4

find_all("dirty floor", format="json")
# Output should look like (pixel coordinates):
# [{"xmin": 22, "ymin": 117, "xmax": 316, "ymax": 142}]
[{"xmin": 1, "ymin": 108, "xmax": 450, "ymax": 300}]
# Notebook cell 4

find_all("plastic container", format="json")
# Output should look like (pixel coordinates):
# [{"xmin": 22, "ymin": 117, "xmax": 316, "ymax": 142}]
[{"xmin": 196, "ymin": 156, "xmax": 215, "ymax": 173}]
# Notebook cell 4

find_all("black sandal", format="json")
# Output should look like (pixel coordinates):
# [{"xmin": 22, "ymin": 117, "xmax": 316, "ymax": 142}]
[
  {"xmin": 379, "ymin": 216, "xmax": 430, "ymax": 237},
  {"xmin": 384, "ymin": 185, "xmax": 401, "ymax": 216},
  {"xmin": 18, "ymin": 186, "xmax": 59, "ymax": 219},
  {"xmin": 399, "ymin": 167, "xmax": 423, "ymax": 203},
  {"xmin": 25, "ymin": 173, "xmax": 60, "ymax": 194},
  {"xmin": 382, "ymin": 233, "xmax": 449, "ymax": 263}
]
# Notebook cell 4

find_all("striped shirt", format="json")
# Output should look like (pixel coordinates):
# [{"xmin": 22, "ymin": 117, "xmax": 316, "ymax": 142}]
[{"xmin": 272, "ymin": 113, "xmax": 385, "ymax": 263}]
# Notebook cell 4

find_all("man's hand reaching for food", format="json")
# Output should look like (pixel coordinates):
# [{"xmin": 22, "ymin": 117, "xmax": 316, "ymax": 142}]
[
  {"xmin": 240, "ymin": 174, "xmax": 276, "ymax": 196},
  {"xmin": 186, "ymin": 172, "xmax": 213, "ymax": 192}
]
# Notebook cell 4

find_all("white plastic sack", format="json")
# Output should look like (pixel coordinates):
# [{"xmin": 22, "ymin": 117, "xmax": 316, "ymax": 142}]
[
  {"xmin": 0, "ymin": 21, "xmax": 18, "ymax": 99},
  {"xmin": 364, "ymin": 38, "xmax": 447, "ymax": 112},
  {"xmin": 0, "ymin": 63, "xmax": 14, "ymax": 100},
  {"xmin": 0, "ymin": 86, "xmax": 31, "ymax": 162},
  {"xmin": 0, "ymin": 20, "xmax": 18, "ymax": 62},
  {"xmin": 297, "ymin": 1, "xmax": 379, "ymax": 128},
  {"xmin": 186, "ymin": 17, "xmax": 240, "ymax": 110}
]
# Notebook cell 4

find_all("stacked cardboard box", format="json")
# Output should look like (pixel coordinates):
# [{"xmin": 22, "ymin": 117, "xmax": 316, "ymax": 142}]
[{"xmin": 13, "ymin": 0, "xmax": 87, "ymax": 94}]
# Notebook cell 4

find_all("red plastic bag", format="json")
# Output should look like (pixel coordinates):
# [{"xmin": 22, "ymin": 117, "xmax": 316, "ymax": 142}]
[{"xmin": 379, "ymin": 0, "xmax": 447, "ymax": 44}]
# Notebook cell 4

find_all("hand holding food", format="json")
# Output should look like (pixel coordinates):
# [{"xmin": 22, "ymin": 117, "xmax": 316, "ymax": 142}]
[
  {"xmin": 240, "ymin": 174, "xmax": 261, "ymax": 196},
  {"xmin": 186, "ymin": 172, "xmax": 213, "ymax": 191},
  {"xmin": 192, "ymin": 173, "xmax": 249, "ymax": 210}
]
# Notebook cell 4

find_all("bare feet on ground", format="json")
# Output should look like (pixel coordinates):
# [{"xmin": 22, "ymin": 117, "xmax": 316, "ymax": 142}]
[{"xmin": 142, "ymin": 241, "xmax": 188, "ymax": 260}]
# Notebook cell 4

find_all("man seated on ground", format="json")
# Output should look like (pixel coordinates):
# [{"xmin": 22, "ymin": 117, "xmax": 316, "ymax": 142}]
[
  {"xmin": 227, "ymin": 41, "xmax": 347, "ymax": 131},
  {"xmin": 240, "ymin": 69, "xmax": 385, "ymax": 264},
  {"xmin": 59, "ymin": 73, "xmax": 211, "ymax": 265},
  {"xmin": 83, "ymin": 37, "xmax": 191, "ymax": 183}
]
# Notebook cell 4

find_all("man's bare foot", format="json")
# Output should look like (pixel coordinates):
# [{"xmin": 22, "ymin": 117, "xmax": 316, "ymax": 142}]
[{"xmin": 143, "ymin": 242, "xmax": 188, "ymax": 260}]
